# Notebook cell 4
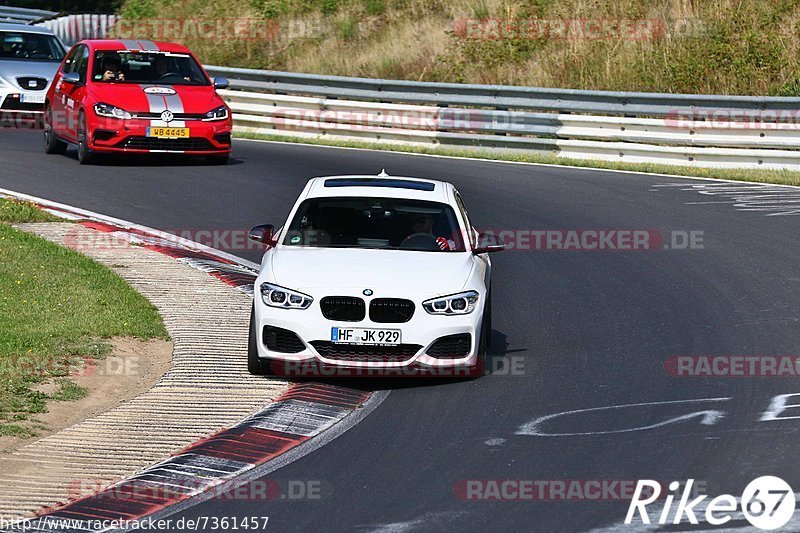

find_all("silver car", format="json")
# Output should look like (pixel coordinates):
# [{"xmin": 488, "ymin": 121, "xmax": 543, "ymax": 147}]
[{"xmin": 0, "ymin": 23, "xmax": 65, "ymax": 113}]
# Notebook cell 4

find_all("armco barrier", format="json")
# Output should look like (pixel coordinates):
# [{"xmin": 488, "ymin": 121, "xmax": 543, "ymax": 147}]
[
  {"xmin": 206, "ymin": 65, "xmax": 800, "ymax": 170},
  {"xmin": 0, "ymin": 6, "xmax": 115, "ymax": 45},
  {"xmin": 34, "ymin": 13, "xmax": 118, "ymax": 46},
  {"xmin": 0, "ymin": 6, "xmax": 55, "ymax": 24}
]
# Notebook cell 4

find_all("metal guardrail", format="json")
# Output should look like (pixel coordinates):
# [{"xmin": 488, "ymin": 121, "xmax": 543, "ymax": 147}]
[
  {"xmin": 0, "ymin": 6, "xmax": 115, "ymax": 44},
  {"xmin": 207, "ymin": 65, "xmax": 800, "ymax": 170},
  {"xmin": 34, "ymin": 13, "xmax": 118, "ymax": 45},
  {"xmin": 0, "ymin": 6, "xmax": 56, "ymax": 24}
]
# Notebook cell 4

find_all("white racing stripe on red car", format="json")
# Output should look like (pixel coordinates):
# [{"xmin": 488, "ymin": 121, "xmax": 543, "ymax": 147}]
[
  {"xmin": 139, "ymin": 85, "xmax": 186, "ymax": 128},
  {"xmin": 137, "ymin": 40, "xmax": 159, "ymax": 51},
  {"xmin": 119, "ymin": 39, "xmax": 160, "ymax": 51}
]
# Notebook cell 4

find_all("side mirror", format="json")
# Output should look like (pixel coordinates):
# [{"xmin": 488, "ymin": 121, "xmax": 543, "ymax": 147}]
[
  {"xmin": 213, "ymin": 77, "xmax": 230, "ymax": 90},
  {"xmin": 249, "ymin": 224, "xmax": 277, "ymax": 246},
  {"xmin": 62, "ymin": 72, "xmax": 81, "ymax": 85},
  {"xmin": 473, "ymin": 231, "xmax": 506, "ymax": 254}
]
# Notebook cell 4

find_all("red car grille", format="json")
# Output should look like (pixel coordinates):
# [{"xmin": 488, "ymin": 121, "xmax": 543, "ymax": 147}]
[
  {"xmin": 115, "ymin": 136, "xmax": 215, "ymax": 151},
  {"xmin": 130, "ymin": 112, "xmax": 208, "ymax": 120}
]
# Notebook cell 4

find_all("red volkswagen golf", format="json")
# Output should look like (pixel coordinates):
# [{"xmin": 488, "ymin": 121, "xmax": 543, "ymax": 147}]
[{"xmin": 43, "ymin": 39, "xmax": 232, "ymax": 164}]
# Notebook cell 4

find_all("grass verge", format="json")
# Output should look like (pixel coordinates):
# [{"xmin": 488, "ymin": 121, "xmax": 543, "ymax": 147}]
[
  {"xmin": 236, "ymin": 131, "xmax": 800, "ymax": 187},
  {"xmin": 0, "ymin": 199, "xmax": 168, "ymax": 437}
]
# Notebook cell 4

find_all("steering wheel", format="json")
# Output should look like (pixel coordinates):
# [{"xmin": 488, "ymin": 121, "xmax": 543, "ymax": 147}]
[
  {"xmin": 158, "ymin": 72, "xmax": 184, "ymax": 82},
  {"xmin": 399, "ymin": 233, "xmax": 440, "ymax": 251}
]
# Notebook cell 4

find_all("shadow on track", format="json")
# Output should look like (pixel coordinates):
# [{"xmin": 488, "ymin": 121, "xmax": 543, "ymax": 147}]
[{"xmin": 62, "ymin": 148, "xmax": 243, "ymax": 166}]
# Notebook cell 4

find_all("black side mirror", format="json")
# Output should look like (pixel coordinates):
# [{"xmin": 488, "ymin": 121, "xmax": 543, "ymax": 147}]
[
  {"xmin": 473, "ymin": 231, "xmax": 506, "ymax": 254},
  {"xmin": 213, "ymin": 77, "xmax": 230, "ymax": 90},
  {"xmin": 248, "ymin": 224, "xmax": 277, "ymax": 246}
]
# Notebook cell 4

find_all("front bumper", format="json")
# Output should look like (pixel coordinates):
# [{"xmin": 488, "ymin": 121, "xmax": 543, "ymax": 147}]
[
  {"xmin": 86, "ymin": 116, "xmax": 232, "ymax": 154},
  {"xmin": 254, "ymin": 292, "xmax": 484, "ymax": 374},
  {"xmin": 0, "ymin": 88, "xmax": 46, "ymax": 112}
]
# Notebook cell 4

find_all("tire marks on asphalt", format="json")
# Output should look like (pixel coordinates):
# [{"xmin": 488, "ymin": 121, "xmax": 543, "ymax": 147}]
[{"xmin": 651, "ymin": 182, "xmax": 800, "ymax": 216}]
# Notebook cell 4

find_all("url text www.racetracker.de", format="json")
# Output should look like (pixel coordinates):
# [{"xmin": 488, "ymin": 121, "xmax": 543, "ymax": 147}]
[{"xmin": 1, "ymin": 516, "xmax": 270, "ymax": 532}]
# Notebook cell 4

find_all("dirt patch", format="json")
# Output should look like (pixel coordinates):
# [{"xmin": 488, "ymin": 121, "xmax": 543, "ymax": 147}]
[{"xmin": 0, "ymin": 337, "xmax": 172, "ymax": 456}]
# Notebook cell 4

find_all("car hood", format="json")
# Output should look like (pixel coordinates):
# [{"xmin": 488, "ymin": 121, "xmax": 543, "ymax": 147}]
[
  {"xmin": 267, "ymin": 247, "xmax": 475, "ymax": 295},
  {"xmin": 0, "ymin": 59, "xmax": 60, "ymax": 90},
  {"xmin": 87, "ymin": 83, "xmax": 224, "ymax": 115}
]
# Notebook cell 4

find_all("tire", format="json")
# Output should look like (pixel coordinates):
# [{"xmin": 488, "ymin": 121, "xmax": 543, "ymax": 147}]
[
  {"xmin": 43, "ymin": 105, "xmax": 67, "ymax": 155},
  {"xmin": 76, "ymin": 111, "xmax": 94, "ymax": 165},
  {"xmin": 479, "ymin": 288, "xmax": 492, "ymax": 356},
  {"xmin": 206, "ymin": 154, "xmax": 229, "ymax": 165},
  {"xmin": 248, "ymin": 306, "xmax": 272, "ymax": 375},
  {"xmin": 468, "ymin": 289, "xmax": 492, "ymax": 377}
]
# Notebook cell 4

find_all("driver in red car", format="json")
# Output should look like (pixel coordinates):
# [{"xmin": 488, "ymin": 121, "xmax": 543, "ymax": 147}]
[
  {"xmin": 153, "ymin": 54, "xmax": 192, "ymax": 82},
  {"xmin": 101, "ymin": 55, "xmax": 125, "ymax": 81},
  {"xmin": 153, "ymin": 55, "xmax": 169, "ymax": 77}
]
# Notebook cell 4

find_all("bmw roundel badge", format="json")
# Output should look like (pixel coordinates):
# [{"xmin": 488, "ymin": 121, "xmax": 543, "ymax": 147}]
[{"xmin": 363, "ymin": 289, "xmax": 373, "ymax": 296}]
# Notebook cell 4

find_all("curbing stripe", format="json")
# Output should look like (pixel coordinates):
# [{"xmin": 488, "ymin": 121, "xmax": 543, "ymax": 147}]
[{"xmin": 5, "ymin": 384, "xmax": 370, "ymax": 532}]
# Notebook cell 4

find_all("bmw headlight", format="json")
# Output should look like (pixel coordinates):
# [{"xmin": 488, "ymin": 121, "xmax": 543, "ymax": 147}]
[
  {"xmin": 423, "ymin": 290, "xmax": 479, "ymax": 315},
  {"xmin": 202, "ymin": 105, "xmax": 229, "ymax": 121},
  {"xmin": 94, "ymin": 103, "xmax": 132, "ymax": 120},
  {"xmin": 260, "ymin": 282, "xmax": 313, "ymax": 309}
]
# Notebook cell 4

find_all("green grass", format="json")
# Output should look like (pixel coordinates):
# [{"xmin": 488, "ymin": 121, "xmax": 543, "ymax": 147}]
[
  {"xmin": 236, "ymin": 131, "xmax": 800, "ymax": 186},
  {"xmin": 0, "ymin": 198, "xmax": 61, "ymax": 223},
  {"xmin": 49, "ymin": 379, "xmax": 90, "ymax": 402},
  {"xmin": 0, "ymin": 200, "xmax": 168, "ymax": 437}
]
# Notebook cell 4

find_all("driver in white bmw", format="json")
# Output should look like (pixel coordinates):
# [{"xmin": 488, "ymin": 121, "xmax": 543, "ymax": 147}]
[{"xmin": 408, "ymin": 212, "xmax": 456, "ymax": 251}]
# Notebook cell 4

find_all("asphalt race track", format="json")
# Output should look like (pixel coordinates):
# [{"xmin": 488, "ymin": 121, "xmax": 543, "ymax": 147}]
[{"xmin": 3, "ymin": 130, "xmax": 800, "ymax": 532}]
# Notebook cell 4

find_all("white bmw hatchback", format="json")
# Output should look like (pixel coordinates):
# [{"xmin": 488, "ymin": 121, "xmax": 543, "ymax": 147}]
[{"xmin": 247, "ymin": 174, "xmax": 504, "ymax": 377}]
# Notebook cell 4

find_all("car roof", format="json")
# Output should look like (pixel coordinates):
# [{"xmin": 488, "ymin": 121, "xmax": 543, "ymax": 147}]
[
  {"xmin": 77, "ymin": 39, "xmax": 192, "ymax": 54},
  {"xmin": 0, "ymin": 23, "xmax": 57, "ymax": 35},
  {"xmin": 304, "ymin": 174, "xmax": 454, "ymax": 203}
]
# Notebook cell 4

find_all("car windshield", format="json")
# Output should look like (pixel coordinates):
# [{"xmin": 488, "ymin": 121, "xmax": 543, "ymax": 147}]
[
  {"xmin": 283, "ymin": 197, "xmax": 467, "ymax": 252},
  {"xmin": 0, "ymin": 31, "xmax": 64, "ymax": 61},
  {"xmin": 92, "ymin": 51, "xmax": 209, "ymax": 85}
]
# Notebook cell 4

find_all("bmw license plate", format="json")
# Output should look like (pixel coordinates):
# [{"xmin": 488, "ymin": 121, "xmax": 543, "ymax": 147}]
[
  {"xmin": 331, "ymin": 327, "xmax": 401, "ymax": 345},
  {"xmin": 20, "ymin": 93, "xmax": 45, "ymax": 104},
  {"xmin": 146, "ymin": 127, "xmax": 189, "ymax": 138}
]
